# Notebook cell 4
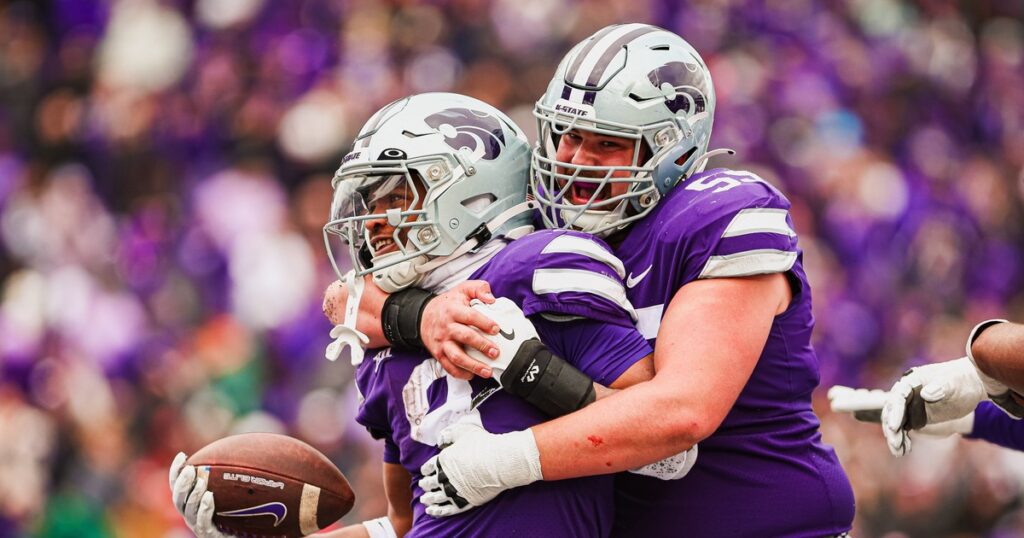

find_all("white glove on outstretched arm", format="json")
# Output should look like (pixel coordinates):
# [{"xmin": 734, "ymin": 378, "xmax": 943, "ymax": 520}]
[
  {"xmin": 169, "ymin": 452, "xmax": 229, "ymax": 538},
  {"xmin": 418, "ymin": 423, "xmax": 543, "ymax": 517},
  {"xmin": 829, "ymin": 384, "xmax": 975, "ymax": 438},
  {"xmin": 877, "ymin": 358, "xmax": 987, "ymax": 457}
]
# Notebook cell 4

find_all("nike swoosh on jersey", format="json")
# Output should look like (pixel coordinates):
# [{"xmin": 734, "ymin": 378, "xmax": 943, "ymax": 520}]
[
  {"xmin": 499, "ymin": 328, "xmax": 516, "ymax": 340},
  {"xmin": 626, "ymin": 265, "xmax": 653, "ymax": 288}
]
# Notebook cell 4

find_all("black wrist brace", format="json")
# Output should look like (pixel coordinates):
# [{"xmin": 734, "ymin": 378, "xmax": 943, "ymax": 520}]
[
  {"xmin": 381, "ymin": 288, "xmax": 435, "ymax": 351},
  {"xmin": 499, "ymin": 339, "xmax": 596, "ymax": 417}
]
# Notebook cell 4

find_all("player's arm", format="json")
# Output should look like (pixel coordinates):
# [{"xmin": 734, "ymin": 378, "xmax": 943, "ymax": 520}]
[
  {"xmin": 323, "ymin": 278, "xmax": 500, "ymax": 379},
  {"xmin": 878, "ymin": 319, "xmax": 1024, "ymax": 456},
  {"xmin": 319, "ymin": 463, "xmax": 412, "ymax": 538},
  {"xmin": 971, "ymin": 321, "xmax": 1024, "ymax": 394},
  {"xmin": 416, "ymin": 274, "xmax": 788, "ymax": 514},
  {"xmin": 533, "ymin": 273, "xmax": 787, "ymax": 478}
]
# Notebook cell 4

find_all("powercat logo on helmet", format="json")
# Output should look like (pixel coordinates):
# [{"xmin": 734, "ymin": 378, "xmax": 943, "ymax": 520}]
[
  {"xmin": 553, "ymin": 99, "xmax": 596, "ymax": 118},
  {"xmin": 424, "ymin": 108, "xmax": 506, "ymax": 161},
  {"xmin": 647, "ymin": 61, "xmax": 709, "ymax": 115}
]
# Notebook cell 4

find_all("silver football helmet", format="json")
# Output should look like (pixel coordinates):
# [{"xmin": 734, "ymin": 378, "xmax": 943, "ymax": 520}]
[
  {"xmin": 324, "ymin": 93, "xmax": 533, "ymax": 292},
  {"xmin": 532, "ymin": 23, "xmax": 719, "ymax": 237}
]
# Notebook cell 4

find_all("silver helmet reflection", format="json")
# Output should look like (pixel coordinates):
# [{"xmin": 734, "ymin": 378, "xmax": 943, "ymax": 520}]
[
  {"xmin": 532, "ymin": 24, "xmax": 718, "ymax": 237},
  {"xmin": 324, "ymin": 93, "xmax": 533, "ymax": 291}
]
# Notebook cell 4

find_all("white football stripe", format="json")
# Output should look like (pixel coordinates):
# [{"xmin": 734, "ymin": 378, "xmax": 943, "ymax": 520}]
[
  {"xmin": 635, "ymin": 304, "xmax": 665, "ymax": 339},
  {"xmin": 532, "ymin": 268, "xmax": 636, "ymax": 320},
  {"xmin": 542, "ymin": 235, "xmax": 626, "ymax": 278},
  {"xmin": 722, "ymin": 208, "xmax": 795, "ymax": 238},
  {"xmin": 699, "ymin": 249, "xmax": 797, "ymax": 279},
  {"xmin": 300, "ymin": 483, "xmax": 321, "ymax": 535}
]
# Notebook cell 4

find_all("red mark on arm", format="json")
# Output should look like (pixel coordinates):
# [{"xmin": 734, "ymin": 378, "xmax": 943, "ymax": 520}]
[{"xmin": 587, "ymin": 435, "xmax": 603, "ymax": 447}]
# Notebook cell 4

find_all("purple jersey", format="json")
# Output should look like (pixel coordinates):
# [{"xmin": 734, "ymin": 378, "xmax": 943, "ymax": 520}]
[
  {"xmin": 610, "ymin": 169, "xmax": 855, "ymax": 537},
  {"xmin": 355, "ymin": 230, "xmax": 652, "ymax": 537},
  {"xmin": 966, "ymin": 401, "xmax": 1024, "ymax": 451}
]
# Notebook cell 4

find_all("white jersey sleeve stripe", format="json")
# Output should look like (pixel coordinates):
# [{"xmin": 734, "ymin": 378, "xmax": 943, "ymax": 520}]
[
  {"xmin": 635, "ymin": 304, "xmax": 665, "ymax": 340},
  {"xmin": 532, "ymin": 268, "xmax": 636, "ymax": 321},
  {"xmin": 698, "ymin": 249, "xmax": 798, "ymax": 279},
  {"xmin": 722, "ymin": 208, "xmax": 795, "ymax": 238},
  {"xmin": 541, "ymin": 235, "xmax": 626, "ymax": 278}
]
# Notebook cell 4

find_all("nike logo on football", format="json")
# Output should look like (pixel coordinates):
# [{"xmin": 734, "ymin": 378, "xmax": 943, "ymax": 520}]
[
  {"xmin": 218, "ymin": 502, "xmax": 288, "ymax": 527},
  {"xmin": 626, "ymin": 265, "xmax": 653, "ymax": 288},
  {"xmin": 499, "ymin": 327, "xmax": 515, "ymax": 340}
]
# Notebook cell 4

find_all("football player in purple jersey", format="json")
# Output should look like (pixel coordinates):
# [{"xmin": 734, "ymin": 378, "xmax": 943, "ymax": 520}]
[
  {"xmin": 830, "ymin": 319, "xmax": 1024, "ymax": 455},
  {"xmin": 326, "ymin": 25, "xmax": 856, "ymax": 536},
  {"xmin": 169, "ymin": 92, "xmax": 698, "ymax": 538}
]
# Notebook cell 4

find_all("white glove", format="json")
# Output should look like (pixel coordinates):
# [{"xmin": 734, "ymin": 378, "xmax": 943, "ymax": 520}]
[
  {"xmin": 876, "ymin": 359, "xmax": 986, "ymax": 456},
  {"xmin": 169, "ymin": 452, "xmax": 229, "ymax": 538},
  {"xmin": 418, "ymin": 423, "xmax": 542, "ymax": 517},
  {"xmin": 629, "ymin": 445, "xmax": 698, "ymax": 480},
  {"xmin": 463, "ymin": 298, "xmax": 539, "ymax": 385},
  {"xmin": 829, "ymin": 385, "xmax": 975, "ymax": 437},
  {"xmin": 917, "ymin": 412, "xmax": 975, "ymax": 437},
  {"xmin": 827, "ymin": 385, "xmax": 889, "ymax": 423}
]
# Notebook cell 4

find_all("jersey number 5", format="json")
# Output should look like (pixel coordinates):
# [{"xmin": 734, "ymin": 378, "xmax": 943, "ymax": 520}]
[{"xmin": 685, "ymin": 171, "xmax": 766, "ymax": 193}]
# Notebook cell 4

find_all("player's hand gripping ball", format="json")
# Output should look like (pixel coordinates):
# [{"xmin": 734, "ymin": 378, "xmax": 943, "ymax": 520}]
[{"xmin": 170, "ymin": 433, "xmax": 355, "ymax": 537}]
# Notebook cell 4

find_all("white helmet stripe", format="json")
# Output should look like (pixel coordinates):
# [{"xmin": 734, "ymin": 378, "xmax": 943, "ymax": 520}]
[
  {"xmin": 565, "ymin": 24, "xmax": 649, "ymax": 103},
  {"xmin": 564, "ymin": 24, "xmax": 622, "ymax": 81},
  {"xmin": 582, "ymin": 25, "xmax": 659, "ymax": 89}
]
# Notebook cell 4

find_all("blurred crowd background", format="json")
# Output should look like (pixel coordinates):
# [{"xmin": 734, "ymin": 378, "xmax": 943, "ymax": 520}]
[{"xmin": 0, "ymin": 0, "xmax": 1022, "ymax": 536}]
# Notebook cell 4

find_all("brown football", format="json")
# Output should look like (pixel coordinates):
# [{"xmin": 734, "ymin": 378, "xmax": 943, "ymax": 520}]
[{"xmin": 186, "ymin": 433, "xmax": 355, "ymax": 537}]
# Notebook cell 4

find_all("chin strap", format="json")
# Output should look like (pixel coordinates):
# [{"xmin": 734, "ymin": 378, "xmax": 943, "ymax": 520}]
[
  {"xmin": 415, "ymin": 200, "xmax": 538, "ymax": 275},
  {"xmin": 326, "ymin": 270, "xmax": 370, "ymax": 366}
]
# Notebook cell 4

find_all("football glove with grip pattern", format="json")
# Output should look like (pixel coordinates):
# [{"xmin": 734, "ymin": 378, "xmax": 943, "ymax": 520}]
[
  {"xmin": 169, "ymin": 452, "xmax": 229, "ymax": 538},
  {"xmin": 880, "ymin": 320, "xmax": 1019, "ymax": 457}
]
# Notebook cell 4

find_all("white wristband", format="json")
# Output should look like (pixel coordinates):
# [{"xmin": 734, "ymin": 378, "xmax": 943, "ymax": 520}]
[{"xmin": 362, "ymin": 516, "xmax": 397, "ymax": 538}]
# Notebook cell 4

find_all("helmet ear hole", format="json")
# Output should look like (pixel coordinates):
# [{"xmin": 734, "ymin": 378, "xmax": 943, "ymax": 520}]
[
  {"xmin": 675, "ymin": 146, "xmax": 697, "ymax": 166},
  {"xmin": 461, "ymin": 193, "xmax": 496, "ymax": 214}
]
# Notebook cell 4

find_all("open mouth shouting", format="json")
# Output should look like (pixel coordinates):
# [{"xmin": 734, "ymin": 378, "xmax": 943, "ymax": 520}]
[{"xmin": 568, "ymin": 180, "xmax": 612, "ymax": 206}]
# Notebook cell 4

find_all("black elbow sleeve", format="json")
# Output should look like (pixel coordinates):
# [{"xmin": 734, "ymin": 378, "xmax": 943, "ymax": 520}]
[{"xmin": 499, "ymin": 339, "xmax": 596, "ymax": 417}]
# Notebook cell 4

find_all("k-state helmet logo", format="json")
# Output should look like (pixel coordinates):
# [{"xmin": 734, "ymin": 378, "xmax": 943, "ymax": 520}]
[
  {"xmin": 425, "ymin": 108, "xmax": 506, "ymax": 161},
  {"xmin": 647, "ymin": 61, "xmax": 709, "ymax": 116}
]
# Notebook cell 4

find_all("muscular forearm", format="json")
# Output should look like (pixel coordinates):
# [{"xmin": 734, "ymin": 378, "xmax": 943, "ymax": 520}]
[
  {"xmin": 532, "ymin": 376, "xmax": 705, "ymax": 480},
  {"xmin": 972, "ymin": 322, "xmax": 1024, "ymax": 394},
  {"xmin": 531, "ymin": 276, "xmax": 782, "ymax": 481}
]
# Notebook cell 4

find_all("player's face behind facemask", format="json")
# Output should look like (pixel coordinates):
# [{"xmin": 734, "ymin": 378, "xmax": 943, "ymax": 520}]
[
  {"xmin": 323, "ymin": 92, "xmax": 536, "ymax": 292},
  {"xmin": 531, "ymin": 24, "xmax": 717, "ymax": 238},
  {"xmin": 551, "ymin": 127, "xmax": 652, "ymax": 211},
  {"xmin": 324, "ymin": 170, "xmax": 430, "ymax": 279}
]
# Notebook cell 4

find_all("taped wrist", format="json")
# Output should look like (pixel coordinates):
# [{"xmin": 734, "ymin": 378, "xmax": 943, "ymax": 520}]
[
  {"xmin": 363, "ymin": 516, "xmax": 398, "ymax": 538},
  {"xmin": 382, "ymin": 288, "xmax": 435, "ymax": 351},
  {"xmin": 499, "ymin": 339, "xmax": 596, "ymax": 417}
]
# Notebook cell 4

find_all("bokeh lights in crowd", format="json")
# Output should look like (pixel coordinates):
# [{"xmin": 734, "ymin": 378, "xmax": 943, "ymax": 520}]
[{"xmin": 0, "ymin": 0, "xmax": 1021, "ymax": 536}]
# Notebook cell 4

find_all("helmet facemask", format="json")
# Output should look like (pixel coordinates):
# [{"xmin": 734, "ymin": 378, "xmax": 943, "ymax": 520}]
[
  {"xmin": 532, "ymin": 106, "xmax": 700, "ymax": 237},
  {"xmin": 324, "ymin": 156, "xmax": 449, "ymax": 290},
  {"xmin": 531, "ymin": 25, "xmax": 718, "ymax": 238}
]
